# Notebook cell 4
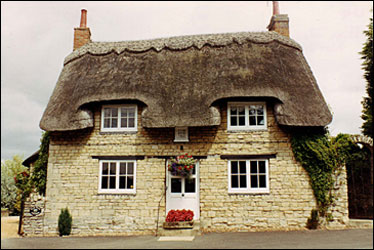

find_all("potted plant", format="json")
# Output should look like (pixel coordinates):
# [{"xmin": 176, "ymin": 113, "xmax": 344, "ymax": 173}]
[
  {"xmin": 163, "ymin": 209, "xmax": 194, "ymax": 229},
  {"xmin": 168, "ymin": 153, "xmax": 197, "ymax": 178}
]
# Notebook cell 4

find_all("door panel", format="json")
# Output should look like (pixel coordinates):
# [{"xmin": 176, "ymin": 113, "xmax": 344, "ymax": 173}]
[{"xmin": 166, "ymin": 162, "xmax": 199, "ymax": 220}]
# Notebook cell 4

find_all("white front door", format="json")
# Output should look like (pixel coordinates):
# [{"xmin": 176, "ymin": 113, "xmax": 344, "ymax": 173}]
[{"xmin": 166, "ymin": 162, "xmax": 200, "ymax": 220}]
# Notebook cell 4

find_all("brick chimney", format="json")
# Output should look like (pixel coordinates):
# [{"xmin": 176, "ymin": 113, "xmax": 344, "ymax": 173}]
[
  {"xmin": 73, "ymin": 9, "xmax": 91, "ymax": 50},
  {"xmin": 267, "ymin": 1, "xmax": 289, "ymax": 37}
]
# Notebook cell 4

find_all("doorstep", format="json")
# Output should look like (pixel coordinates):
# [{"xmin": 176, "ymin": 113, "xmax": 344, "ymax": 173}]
[
  {"xmin": 157, "ymin": 220, "xmax": 201, "ymax": 236},
  {"xmin": 348, "ymin": 219, "xmax": 373, "ymax": 229}
]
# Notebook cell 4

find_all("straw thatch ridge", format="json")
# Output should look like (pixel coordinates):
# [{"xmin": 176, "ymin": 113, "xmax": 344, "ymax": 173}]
[
  {"xmin": 64, "ymin": 31, "xmax": 302, "ymax": 65},
  {"xmin": 40, "ymin": 31, "xmax": 332, "ymax": 131}
]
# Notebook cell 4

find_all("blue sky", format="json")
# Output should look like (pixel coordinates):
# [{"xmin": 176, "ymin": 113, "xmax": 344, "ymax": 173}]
[{"xmin": 1, "ymin": 1, "xmax": 372, "ymax": 161}]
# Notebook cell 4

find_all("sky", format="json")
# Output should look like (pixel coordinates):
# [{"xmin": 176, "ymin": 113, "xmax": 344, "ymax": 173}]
[{"xmin": 1, "ymin": 1, "xmax": 372, "ymax": 162}]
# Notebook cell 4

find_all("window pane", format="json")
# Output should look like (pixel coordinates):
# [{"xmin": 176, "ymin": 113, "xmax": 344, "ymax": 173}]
[
  {"xmin": 240, "ymin": 175, "xmax": 247, "ymax": 188},
  {"xmin": 127, "ymin": 176, "xmax": 134, "ymax": 189},
  {"xmin": 120, "ymin": 163, "xmax": 127, "ymax": 175},
  {"xmin": 128, "ymin": 108, "xmax": 135, "ymax": 117},
  {"xmin": 119, "ymin": 176, "xmax": 126, "ymax": 189},
  {"xmin": 230, "ymin": 107, "xmax": 237, "ymax": 114},
  {"xmin": 249, "ymin": 116, "xmax": 256, "ymax": 126},
  {"xmin": 259, "ymin": 161, "xmax": 266, "ymax": 173},
  {"xmin": 259, "ymin": 175, "xmax": 266, "ymax": 188},
  {"xmin": 111, "ymin": 118, "xmax": 118, "ymax": 128},
  {"xmin": 127, "ymin": 163, "xmax": 134, "ymax": 174},
  {"xmin": 111, "ymin": 108, "xmax": 118, "ymax": 117},
  {"xmin": 101, "ymin": 177, "xmax": 108, "ymax": 189},
  {"xmin": 104, "ymin": 108, "xmax": 111, "ymax": 117},
  {"xmin": 239, "ymin": 161, "xmax": 246, "ymax": 174},
  {"xmin": 128, "ymin": 118, "xmax": 135, "ymax": 128},
  {"xmin": 238, "ymin": 116, "xmax": 245, "ymax": 126},
  {"xmin": 121, "ymin": 118, "xmax": 127, "ymax": 128},
  {"xmin": 171, "ymin": 178, "xmax": 182, "ymax": 193},
  {"xmin": 109, "ymin": 177, "xmax": 116, "ymax": 189},
  {"xmin": 231, "ymin": 161, "xmax": 238, "ymax": 174},
  {"xmin": 104, "ymin": 118, "xmax": 111, "ymax": 128},
  {"xmin": 231, "ymin": 116, "xmax": 237, "ymax": 126},
  {"xmin": 249, "ymin": 106, "xmax": 256, "ymax": 115},
  {"xmin": 238, "ymin": 106, "xmax": 245, "ymax": 115},
  {"xmin": 258, "ymin": 116, "xmax": 264, "ymax": 125},
  {"xmin": 257, "ymin": 106, "xmax": 264, "ymax": 115},
  {"xmin": 185, "ymin": 178, "xmax": 196, "ymax": 193},
  {"xmin": 251, "ymin": 175, "xmax": 258, "ymax": 188},
  {"xmin": 110, "ymin": 163, "xmax": 116, "ymax": 175},
  {"xmin": 102, "ymin": 163, "xmax": 108, "ymax": 175},
  {"xmin": 250, "ymin": 161, "xmax": 258, "ymax": 173},
  {"xmin": 231, "ymin": 175, "xmax": 239, "ymax": 188}
]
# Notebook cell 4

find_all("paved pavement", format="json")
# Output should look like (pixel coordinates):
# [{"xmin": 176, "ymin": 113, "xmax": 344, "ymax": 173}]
[{"xmin": 1, "ymin": 229, "xmax": 373, "ymax": 249}]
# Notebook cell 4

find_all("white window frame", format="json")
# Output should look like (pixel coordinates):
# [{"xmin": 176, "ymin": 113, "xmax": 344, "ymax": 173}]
[
  {"xmin": 98, "ymin": 160, "xmax": 136, "ymax": 194},
  {"xmin": 228, "ymin": 159, "xmax": 269, "ymax": 194},
  {"xmin": 227, "ymin": 102, "xmax": 267, "ymax": 131},
  {"xmin": 174, "ymin": 127, "xmax": 189, "ymax": 142},
  {"xmin": 101, "ymin": 104, "xmax": 138, "ymax": 132}
]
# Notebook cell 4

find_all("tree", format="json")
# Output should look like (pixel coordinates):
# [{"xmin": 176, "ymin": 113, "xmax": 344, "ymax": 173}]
[
  {"xmin": 1, "ymin": 155, "xmax": 27, "ymax": 214},
  {"xmin": 31, "ymin": 131, "xmax": 50, "ymax": 196},
  {"xmin": 360, "ymin": 15, "xmax": 373, "ymax": 137}
]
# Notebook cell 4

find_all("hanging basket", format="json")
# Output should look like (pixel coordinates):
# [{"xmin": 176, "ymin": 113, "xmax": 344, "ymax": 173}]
[{"xmin": 168, "ymin": 154, "xmax": 197, "ymax": 178}]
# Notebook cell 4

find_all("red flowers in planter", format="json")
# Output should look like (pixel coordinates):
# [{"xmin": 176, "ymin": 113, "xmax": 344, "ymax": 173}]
[{"xmin": 166, "ymin": 209, "xmax": 194, "ymax": 222}]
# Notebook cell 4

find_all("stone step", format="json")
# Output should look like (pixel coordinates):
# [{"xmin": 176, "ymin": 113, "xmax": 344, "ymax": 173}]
[{"xmin": 157, "ymin": 220, "xmax": 201, "ymax": 237}]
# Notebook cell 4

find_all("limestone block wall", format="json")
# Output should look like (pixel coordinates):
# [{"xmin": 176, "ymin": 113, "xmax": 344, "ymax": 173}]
[
  {"xmin": 37, "ymin": 103, "xmax": 348, "ymax": 236},
  {"xmin": 23, "ymin": 192, "xmax": 45, "ymax": 236}
]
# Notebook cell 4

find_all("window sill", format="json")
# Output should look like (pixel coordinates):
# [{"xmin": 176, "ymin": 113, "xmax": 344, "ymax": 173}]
[
  {"xmin": 174, "ymin": 139, "xmax": 189, "ymax": 143},
  {"xmin": 227, "ymin": 128, "xmax": 267, "ymax": 132},
  {"xmin": 98, "ymin": 190, "xmax": 136, "ymax": 195},
  {"xmin": 228, "ymin": 190, "xmax": 270, "ymax": 195},
  {"xmin": 99, "ymin": 131, "xmax": 138, "ymax": 135}
]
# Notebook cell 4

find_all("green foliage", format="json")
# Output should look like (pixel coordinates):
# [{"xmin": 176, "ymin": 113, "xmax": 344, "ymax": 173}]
[
  {"xmin": 291, "ymin": 132, "xmax": 356, "ymax": 222},
  {"xmin": 31, "ymin": 131, "xmax": 50, "ymax": 196},
  {"xmin": 1, "ymin": 155, "xmax": 27, "ymax": 214},
  {"xmin": 58, "ymin": 208, "xmax": 73, "ymax": 236},
  {"xmin": 360, "ymin": 16, "xmax": 373, "ymax": 137},
  {"xmin": 14, "ymin": 170, "xmax": 33, "ymax": 202}
]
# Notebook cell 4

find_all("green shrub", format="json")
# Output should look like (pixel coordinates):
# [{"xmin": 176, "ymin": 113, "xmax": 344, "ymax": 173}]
[
  {"xmin": 306, "ymin": 209, "xmax": 319, "ymax": 230},
  {"xmin": 58, "ymin": 208, "xmax": 72, "ymax": 236}
]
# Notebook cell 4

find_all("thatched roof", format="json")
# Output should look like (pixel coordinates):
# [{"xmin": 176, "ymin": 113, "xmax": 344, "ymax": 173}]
[{"xmin": 40, "ymin": 31, "xmax": 332, "ymax": 131}]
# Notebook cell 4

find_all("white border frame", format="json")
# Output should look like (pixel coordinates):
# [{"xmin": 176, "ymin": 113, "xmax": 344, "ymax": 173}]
[
  {"xmin": 101, "ymin": 104, "xmax": 138, "ymax": 132},
  {"xmin": 227, "ymin": 102, "xmax": 267, "ymax": 131},
  {"xmin": 98, "ymin": 160, "xmax": 137, "ymax": 194},
  {"xmin": 166, "ymin": 160, "xmax": 200, "ymax": 219},
  {"xmin": 228, "ymin": 159, "xmax": 270, "ymax": 194},
  {"xmin": 174, "ymin": 127, "xmax": 189, "ymax": 142}
]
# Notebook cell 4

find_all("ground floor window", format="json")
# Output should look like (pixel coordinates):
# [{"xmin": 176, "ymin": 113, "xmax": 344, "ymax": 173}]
[
  {"xmin": 98, "ymin": 160, "xmax": 136, "ymax": 194},
  {"xmin": 228, "ymin": 159, "xmax": 269, "ymax": 194}
]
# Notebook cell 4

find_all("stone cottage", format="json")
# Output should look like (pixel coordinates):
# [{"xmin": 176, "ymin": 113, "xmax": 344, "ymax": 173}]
[{"xmin": 24, "ymin": 4, "xmax": 349, "ymax": 236}]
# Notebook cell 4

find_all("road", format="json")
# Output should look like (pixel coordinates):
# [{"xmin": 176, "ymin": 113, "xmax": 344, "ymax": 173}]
[{"xmin": 1, "ymin": 228, "xmax": 373, "ymax": 249}]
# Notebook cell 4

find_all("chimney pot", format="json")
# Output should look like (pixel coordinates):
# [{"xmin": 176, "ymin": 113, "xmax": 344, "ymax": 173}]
[
  {"xmin": 80, "ymin": 9, "xmax": 87, "ymax": 28},
  {"xmin": 272, "ymin": 1, "xmax": 280, "ymax": 15}
]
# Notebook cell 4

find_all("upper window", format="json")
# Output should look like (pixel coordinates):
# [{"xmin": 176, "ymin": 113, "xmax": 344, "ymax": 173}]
[
  {"xmin": 98, "ymin": 160, "xmax": 136, "ymax": 194},
  {"xmin": 227, "ymin": 102, "xmax": 267, "ymax": 131},
  {"xmin": 228, "ymin": 159, "xmax": 269, "ymax": 194},
  {"xmin": 101, "ymin": 105, "xmax": 137, "ymax": 132}
]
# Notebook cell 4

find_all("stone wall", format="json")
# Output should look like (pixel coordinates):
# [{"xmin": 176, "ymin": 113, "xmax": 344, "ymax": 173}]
[
  {"xmin": 23, "ymin": 192, "xmax": 45, "ymax": 236},
  {"xmin": 31, "ymin": 103, "xmax": 348, "ymax": 236}
]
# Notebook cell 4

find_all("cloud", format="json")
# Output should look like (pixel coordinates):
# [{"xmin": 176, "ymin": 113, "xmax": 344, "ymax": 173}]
[{"xmin": 1, "ymin": 88, "xmax": 44, "ymax": 161}]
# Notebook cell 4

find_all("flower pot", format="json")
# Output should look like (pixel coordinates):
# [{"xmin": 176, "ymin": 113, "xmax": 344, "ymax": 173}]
[{"xmin": 163, "ymin": 221, "xmax": 194, "ymax": 229}]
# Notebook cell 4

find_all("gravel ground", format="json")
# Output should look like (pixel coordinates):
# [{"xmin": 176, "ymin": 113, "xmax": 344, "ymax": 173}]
[{"xmin": 1, "ymin": 216, "xmax": 20, "ymax": 239}]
